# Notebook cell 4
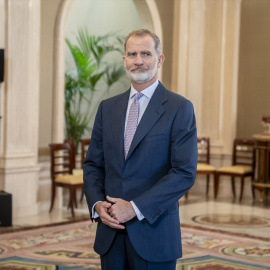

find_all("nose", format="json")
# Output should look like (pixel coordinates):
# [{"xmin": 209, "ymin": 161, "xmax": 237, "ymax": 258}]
[{"xmin": 134, "ymin": 54, "xmax": 143, "ymax": 65}]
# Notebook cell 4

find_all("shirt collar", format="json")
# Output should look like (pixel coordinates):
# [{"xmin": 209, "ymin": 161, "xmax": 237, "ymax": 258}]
[{"xmin": 129, "ymin": 80, "xmax": 159, "ymax": 100}]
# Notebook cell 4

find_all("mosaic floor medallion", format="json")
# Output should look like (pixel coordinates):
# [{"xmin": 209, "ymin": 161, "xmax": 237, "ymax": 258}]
[
  {"xmin": 223, "ymin": 244, "xmax": 270, "ymax": 260},
  {"xmin": 192, "ymin": 214, "xmax": 270, "ymax": 228},
  {"xmin": 177, "ymin": 255, "xmax": 270, "ymax": 270},
  {"xmin": 0, "ymin": 257, "xmax": 57, "ymax": 270},
  {"xmin": 0, "ymin": 257, "xmax": 100, "ymax": 270},
  {"xmin": 33, "ymin": 248, "xmax": 99, "ymax": 260}
]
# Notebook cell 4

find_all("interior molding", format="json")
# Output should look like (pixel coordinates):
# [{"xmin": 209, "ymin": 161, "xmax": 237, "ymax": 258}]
[
  {"xmin": 145, "ymin": 0, "xmax": 163, "ymax": 81},
  {"xmin": 134, "ymin": 0, "xmax": 163, "ymax": 81},
  {"xmin": 144, "ymin": 0, "xmax": 163, "ymax": 49},
  {"xmin": 0, "ymin": 166, "xmax": 40, "ymax": 174},
  {"xmin": 52, "ymin": 0, "xmax": 73, "ymax": 143}
]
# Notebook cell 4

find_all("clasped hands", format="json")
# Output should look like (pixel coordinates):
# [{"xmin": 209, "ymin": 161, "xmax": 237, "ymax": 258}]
[{"xmin": 95, "ymin": 195, "xmax": 136, "ymax": 229}]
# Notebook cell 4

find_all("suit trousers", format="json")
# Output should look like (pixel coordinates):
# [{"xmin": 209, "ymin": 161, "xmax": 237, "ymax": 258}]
[{"xmin": 100, "ymin": 229, "xmax": 177, "ymax": 270}]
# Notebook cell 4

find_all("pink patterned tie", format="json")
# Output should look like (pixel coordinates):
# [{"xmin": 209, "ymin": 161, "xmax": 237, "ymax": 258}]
[{"xmin": 124, "ymin": 92, "xmax": 143, "ymax": 158}]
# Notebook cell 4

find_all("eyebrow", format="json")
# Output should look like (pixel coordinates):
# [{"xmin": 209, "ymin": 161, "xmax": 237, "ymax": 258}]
[
  {"xmin": 141, "ymin": 50, "xmax": 152, "ymax": 54},
  {"xmin": 127, "ymin": 50, "xmax": 152, "ymax": 55}
]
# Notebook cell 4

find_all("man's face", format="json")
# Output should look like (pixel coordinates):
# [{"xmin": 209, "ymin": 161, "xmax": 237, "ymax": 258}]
[{"xmin": 123, "ymin": 35, "xmax": 164, "ymax": 84}]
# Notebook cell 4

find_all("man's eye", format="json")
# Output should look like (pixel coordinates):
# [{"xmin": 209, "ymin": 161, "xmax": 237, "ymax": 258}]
[
  {"xmin": 142, "ymin": 52, "xmax": 151, "ymax": 56},
  {"xmin": 128, "ymin": 53, "xmax": 136, "ymax": 57}
]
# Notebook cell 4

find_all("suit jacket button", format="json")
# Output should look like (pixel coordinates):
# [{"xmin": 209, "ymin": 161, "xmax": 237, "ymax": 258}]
[{"xmin": 122, "ymin": 178, "xmax": 127, "ymax": 182}]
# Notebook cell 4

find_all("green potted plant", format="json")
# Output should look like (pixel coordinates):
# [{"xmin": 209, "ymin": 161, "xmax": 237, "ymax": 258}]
[{"xmin": 65, "ymin": 28, "xmax": 125, "ymax": 152}]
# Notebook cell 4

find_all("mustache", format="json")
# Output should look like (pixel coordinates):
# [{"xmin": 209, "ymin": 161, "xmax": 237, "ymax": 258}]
[{"xmin": 131, "ymin": 67, "xmax": 148, "ymax": 71}]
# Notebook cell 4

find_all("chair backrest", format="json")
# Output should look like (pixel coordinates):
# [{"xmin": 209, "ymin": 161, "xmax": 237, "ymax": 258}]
[
  {"xmin": 64, "ymin": 139, "xmax": 76, "ymax": 169},
  {"xmin": 232, "ymin": 139, "xmax": 255, "ymax": 168},
  {"xmin": 80, "ymin": 139, "xmax": 91, "ymax": 168},
  {"xmin": 197, "ymin": 137, "xmax": 210, "ymax": 164},
  {"xmin": 49, "ymin": 143, "xmax": 73, "ymax": 181}
]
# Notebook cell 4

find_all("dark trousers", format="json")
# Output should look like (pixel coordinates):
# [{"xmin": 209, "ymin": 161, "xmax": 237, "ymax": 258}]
[{"xmin": 100, "ymin": 229, "xmax": 177, "ymax": 270}]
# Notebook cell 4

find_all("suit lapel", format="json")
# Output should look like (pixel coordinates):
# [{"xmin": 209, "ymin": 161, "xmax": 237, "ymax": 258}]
[
  {"xmin": 111, "ymin": 89, "xmax": 130, "ymax": 167},
  {"xmin": 126, "ymin": 83, "xmax": 168, "ymax": 160}
]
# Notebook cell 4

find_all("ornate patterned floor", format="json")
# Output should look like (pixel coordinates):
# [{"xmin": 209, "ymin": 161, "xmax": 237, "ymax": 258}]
[{"xmin": 0, "ymin": 220, "xmax": 269, "ymax": 270}]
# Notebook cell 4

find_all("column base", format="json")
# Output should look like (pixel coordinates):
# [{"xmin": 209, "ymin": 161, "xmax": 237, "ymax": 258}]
[{"xmin": 0, "ymin": 166, "xmax": 40, "ymax": 218}]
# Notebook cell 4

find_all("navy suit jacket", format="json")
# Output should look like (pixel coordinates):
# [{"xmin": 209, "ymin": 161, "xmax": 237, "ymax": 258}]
[{"xmin": 83, "ymin": 82, "xmax": 197, "ymax": 262}]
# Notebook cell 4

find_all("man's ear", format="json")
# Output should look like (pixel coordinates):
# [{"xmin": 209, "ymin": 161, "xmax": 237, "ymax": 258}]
[{"xmin": 157, "ymin": 54, "xmax": 165, "ymax": 68}]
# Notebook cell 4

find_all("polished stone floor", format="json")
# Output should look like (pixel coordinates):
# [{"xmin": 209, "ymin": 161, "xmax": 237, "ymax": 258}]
[
  {"xmin": 178, "ymin": 196, "xmax": 270, "ymax": 239},
  {"xmin": 2, "ymin": 195, "xmax": 270, "ymax": 239}
]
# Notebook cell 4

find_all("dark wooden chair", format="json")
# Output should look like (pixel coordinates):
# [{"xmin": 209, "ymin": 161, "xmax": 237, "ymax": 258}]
[
  {"xmin": 49, "ymin": 143, "xmax": 83, "ymax": 217},
  {"xmin": 214, "ymin": 139, "xmax": 255, "ymax": 202},
  {"xmin": 185, "ymin": 137, "xmax": 215, "ymax": 199},
  {"xmin": 196, "ymin": 137, "xmax": 216, "ymax": 195},
  {"xmin": 77, "ymin": 139, "xmax": 91, "ymax": 202},
  {"xmin": 64, "ymin": 139, "xmax": 91, "ymax": 202},
  {"xmin": 80, "ymin": 139, "xmax": 91, "ymax": 168}
]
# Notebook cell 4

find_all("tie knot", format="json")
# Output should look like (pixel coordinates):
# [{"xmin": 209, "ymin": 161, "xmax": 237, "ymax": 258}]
[{"xmin": 135, "ymin": 92, "xmax": 143, "ymax": 100}]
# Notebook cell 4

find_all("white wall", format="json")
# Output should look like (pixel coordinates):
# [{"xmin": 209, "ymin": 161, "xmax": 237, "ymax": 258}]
[{"xmin": 66, "ymin": 0, "xmax": 141, "ymax": 38}]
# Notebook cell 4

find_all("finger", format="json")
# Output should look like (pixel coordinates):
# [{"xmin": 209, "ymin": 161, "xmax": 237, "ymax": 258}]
[
  {"xmin": 107, "ymin": 208, "xmax": 113, "ymax": 216},
  {"xmin": 109, "ymin": 222, "xmax": 125, "ymax": 230},
  {"xmin": 95, "ymin": 202, "xmax": 111, "ymax": 216},
  {"xmin": 102, "ymin": 201, "xmax": 112, "ymax": 208},
  {"xmin": 103, "ymin": 212, "xmax": 120, "ymax": 225},
  {"xmin": 106, "ymin": 195, "xmax": 118, "ymax": 204}
]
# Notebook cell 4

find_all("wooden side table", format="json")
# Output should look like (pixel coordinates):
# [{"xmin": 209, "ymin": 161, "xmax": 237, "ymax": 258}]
[{"xmin": 252, "ymin": 134, "xmax": 270, "ymax": 202}]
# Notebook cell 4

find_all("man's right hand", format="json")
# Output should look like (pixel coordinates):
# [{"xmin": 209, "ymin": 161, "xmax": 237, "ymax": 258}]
[{"xmin": 95, "ymin": 201, "xmax": 125, "ymax": 230}]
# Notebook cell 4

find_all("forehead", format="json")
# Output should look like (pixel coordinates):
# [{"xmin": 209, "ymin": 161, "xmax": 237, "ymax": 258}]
[{"xmin": 126, "ymin": 35, "xmax": 155, "ymax": 52}]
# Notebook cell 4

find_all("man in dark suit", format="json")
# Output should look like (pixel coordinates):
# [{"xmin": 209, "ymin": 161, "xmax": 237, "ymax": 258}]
[{"xmin": 83, "ymin": 29, "xmax": 197, "ymax": 270}]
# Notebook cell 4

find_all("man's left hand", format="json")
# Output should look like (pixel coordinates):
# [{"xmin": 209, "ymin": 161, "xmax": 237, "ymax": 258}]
[{"xmin": 106, "ymin": 195, "xmax": 136, "ymax": 223}]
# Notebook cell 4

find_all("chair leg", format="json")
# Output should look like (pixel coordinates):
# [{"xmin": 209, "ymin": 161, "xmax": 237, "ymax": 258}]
[
  {"xmin": 67, "ymin": 188, "xmax": 78, "ymax": 210},
  {"xmin": 80, "ymin": 188, "xmax": 84, "ymax": 203},
  {"xmin": 69, "ymin": 187, "xmax": 76, "ymax": 218},
  {"xmin": 231, "ymin": 177, "xmax": 236, "ymax": 198},
  {"xmin": 239, "ymin": 176, "xmax": 245, "ymax": 202},
  {"xmin": 259, "ymin": 188, "xmax": 266, "ymax": 202},
  {"xmin": 67, "ymin": 194, "xmax": 71, "ymax": 210},
  {"xmin": 74, "ymin": 190, "xmax": 78, "ymax": 209},
  {"xmin": 214, "ymin": 173, "xmax": 219, "ymax": 199},
  {"xmin": 251, "ymin": 179, "xmax": 255, "ymax": 200},
  {"xmin": 49, "ymin": 184, "xmax": 56, "ymax": 213},
  {"xmin": 206, "ymin": 175, "xmax": 210, "ymax": 196}
]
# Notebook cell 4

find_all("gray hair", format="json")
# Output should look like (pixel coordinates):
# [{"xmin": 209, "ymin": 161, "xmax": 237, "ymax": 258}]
[{"xmin": 124, "ymin": 29, "xmax": 161, "ymax": 55}]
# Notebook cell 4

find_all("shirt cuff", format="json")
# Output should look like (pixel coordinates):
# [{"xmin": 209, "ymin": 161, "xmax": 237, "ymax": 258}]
[
  {"xmin": 130, "ymin": 201, "xmax": 145, "ymax": 221},
  {"xmin": 92, "ymin": 201, "xmax": 102, "ymax": 219}
]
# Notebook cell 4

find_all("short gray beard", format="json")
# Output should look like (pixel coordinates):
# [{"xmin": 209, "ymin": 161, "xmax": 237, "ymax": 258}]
[{"xmin": 125, "ymin": 65, "xmax": 158, "ymax": 84}]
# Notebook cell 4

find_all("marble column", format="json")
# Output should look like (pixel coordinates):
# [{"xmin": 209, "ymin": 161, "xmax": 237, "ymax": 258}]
[
  {"xmin": 172, "ymin": 0, "xmax": 241, "ymax": 158},
  {"xmin": 0, "ymin": 0, "xmax": 41, "ymax": 217},
  {"xmin": 172, "ymin": 0, "xmax": 242, "ymax": 198}
]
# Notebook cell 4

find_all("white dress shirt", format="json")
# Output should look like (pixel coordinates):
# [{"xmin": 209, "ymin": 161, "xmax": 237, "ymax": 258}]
[
  {"xmin": 92, "ymin": 80, "xmax": 159, "ymax": 220},
  {"xmin": 124, "ymin": 80, "xmax": 158, "ymax": 130}
]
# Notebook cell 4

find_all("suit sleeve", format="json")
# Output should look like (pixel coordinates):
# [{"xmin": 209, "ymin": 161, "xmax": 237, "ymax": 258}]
[
  {"xmin": 133, "ymin": 100, "xmax": 198, "ymax": 224},
  {"xmin": 83, "ymin": 101, "xmax": 106, "ymax": 220}
]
